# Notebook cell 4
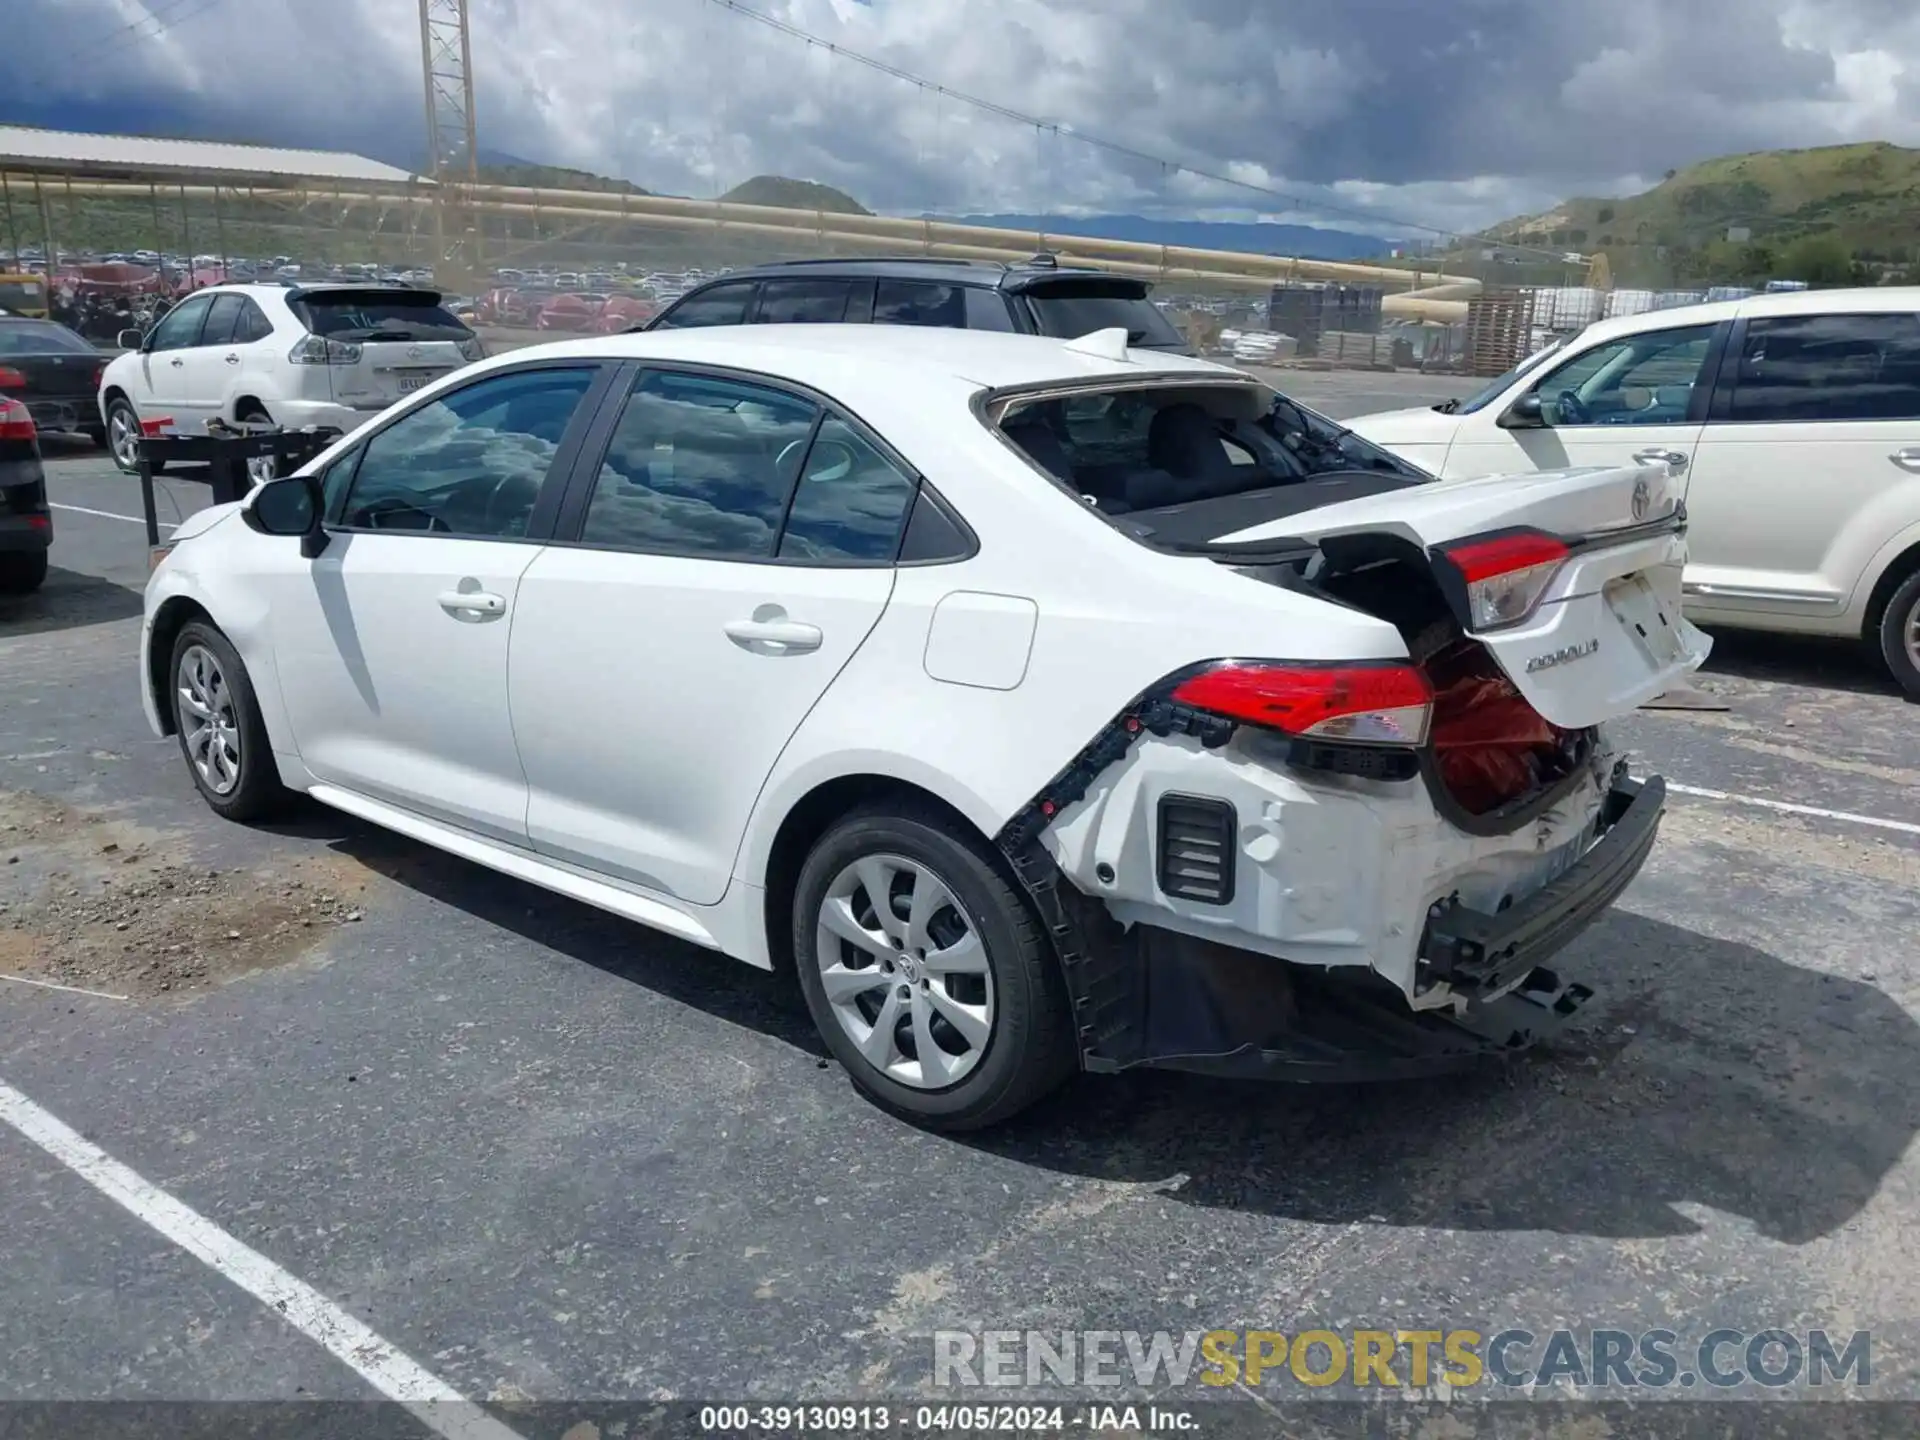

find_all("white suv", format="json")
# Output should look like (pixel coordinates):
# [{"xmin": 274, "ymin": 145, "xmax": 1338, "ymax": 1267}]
[
  {"xmin": 99, "ymin": 283, "xmax": 485, "ymax": 472},
  {"xmin": 1346, "ymin": 287, "xmax": 1920, "ymax": 695},
  {"xmin": 139, "ymin": 325, "xmax": 1704, "ymax": 1129}
]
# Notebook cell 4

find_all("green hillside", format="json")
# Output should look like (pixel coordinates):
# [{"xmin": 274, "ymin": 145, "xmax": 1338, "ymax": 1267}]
[
  {"xmin": 719, "ymin": 175, "xmax": 869, "ymax": 215},
  {"xmin": 1489, "ymin": 142, "xmax": 1920, "ymax": 285}
]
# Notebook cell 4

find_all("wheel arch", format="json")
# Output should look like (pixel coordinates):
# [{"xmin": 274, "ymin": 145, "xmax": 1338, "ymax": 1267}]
[
  {"xmin": 750, "ymin": 766, "xmax": 1008, "ymax": 978},
  {"xmin": 1861, "ymin": 533, "xmax": 1920, "ymax": 641},
  {"xmin": 146, "ymin": 595, "xmax": 216, "ymax": 736}
]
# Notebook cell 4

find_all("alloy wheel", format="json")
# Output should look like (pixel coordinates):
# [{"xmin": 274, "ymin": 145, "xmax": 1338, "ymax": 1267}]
[
  {"xmin": 108, "ymin": 406, "xmax": 139, "ymax": 470},
  {"xmin": 814, "ymin": 853, "xmax": 995, "ymax": 1089},
  {"xmin": 177, "ymin": 644, "xmax": 242, "ymax": 795},
  {"xmin": 1905, "ymin": 591, "xmax": 1920, "ymax": 674}
]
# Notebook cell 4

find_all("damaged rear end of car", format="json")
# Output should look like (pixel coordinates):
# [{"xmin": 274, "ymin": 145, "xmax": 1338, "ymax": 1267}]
[{"xmin": 985, "ymin": 370, "xmax": 1708, "ymax": 1081}]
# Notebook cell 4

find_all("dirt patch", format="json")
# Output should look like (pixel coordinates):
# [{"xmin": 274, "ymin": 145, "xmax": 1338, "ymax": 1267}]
[{"xmin": 0, "ymin": 789, "xmax": 374, "ymax": 999}]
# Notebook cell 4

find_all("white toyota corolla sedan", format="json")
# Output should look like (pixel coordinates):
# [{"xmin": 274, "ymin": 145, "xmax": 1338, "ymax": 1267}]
[{"xmin": 140, "ymin": 324, "xmax": 1707, "ymax": 1129}]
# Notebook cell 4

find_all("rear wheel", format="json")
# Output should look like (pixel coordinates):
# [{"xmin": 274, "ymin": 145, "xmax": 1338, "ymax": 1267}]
[
  {"xmin": 0, "ymin": 550, "xmax": 48, "ymax": 595},
  {"xmin": 236, "ymin": 403, "xmax": 277, "ymax": 484},
  {"xmin": 105, "ymin": 397, "xmax": 162, "ymax": 476},
  {"xmin": 1876, "ymin": 567, "xmax": 1920, "ymax": 700},
  {"xmin": 168, "ymin": 620, "xmax": 290, "ymax": 821},
  {"xmin": 792, "ymin": 805, "xmax": 1076, "ymax": 1131}
]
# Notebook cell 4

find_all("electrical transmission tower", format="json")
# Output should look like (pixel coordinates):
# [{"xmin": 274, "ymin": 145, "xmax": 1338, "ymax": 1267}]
[{"xmin": 418, "ymin": 0, "xmax": 481, "ymax": 282}]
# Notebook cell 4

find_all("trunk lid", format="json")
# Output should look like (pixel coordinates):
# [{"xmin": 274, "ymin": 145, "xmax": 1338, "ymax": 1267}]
[
  {"xmin": 1215, "ymin": 462, "xmax": 1710, "ymax": 729},
  {"xmin": 285, "ymin": 287, "xmax": 477, "ymax": 411},
  {"xmin": 331, "ymin": 337, "xmax": 469, "ymax": 410}
]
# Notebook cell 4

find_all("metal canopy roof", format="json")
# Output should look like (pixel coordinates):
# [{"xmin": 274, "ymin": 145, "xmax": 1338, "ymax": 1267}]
[{"xmin": 0, "ymin": 126, "xmax": 428, "ymax": 186}]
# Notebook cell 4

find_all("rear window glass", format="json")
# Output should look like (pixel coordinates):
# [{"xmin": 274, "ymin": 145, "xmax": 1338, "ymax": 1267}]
[
  {"xmin": 290, "ymin": 295, "xmax": 473, "ymax": 342},
  {"xmin": 0, "ymin": 279, "xmax": 47, "ymax": 310},
  {"xmin": 995, "ymin": 382, "xmax": 1423, "ymax": 520},
  {"xmin": 0, "ymin": 320, "xmax": 95, "ymax": 355},
  {"xmin": 1022, "ymin": 284, "xmax": 1186, "ymax": 349}
]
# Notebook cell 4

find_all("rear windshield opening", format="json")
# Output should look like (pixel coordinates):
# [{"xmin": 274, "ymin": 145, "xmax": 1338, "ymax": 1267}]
[
  {"xmin": 290, "ymin": 294, "xmax": 474, "ymax": 344},
  {"xmin": 994, "ymin": 380, "xmax": 1426, "ymax": 534},
  {"xmin": 1021, "ymin": 281, "xmax": 1188, "ymax": 349}
]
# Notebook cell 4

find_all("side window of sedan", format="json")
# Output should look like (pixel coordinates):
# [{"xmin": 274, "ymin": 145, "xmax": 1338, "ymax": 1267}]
[
  {"xmin": 339, "ymin": 367, "xmax": 599, "ymax": 538},
  {"xmin": 578, "ymin": 370, "xmax": 820, "ymax": 559},
  {"xmin": 1530, "ymin": 323, "xmax": 1717, "ymax": 426}
]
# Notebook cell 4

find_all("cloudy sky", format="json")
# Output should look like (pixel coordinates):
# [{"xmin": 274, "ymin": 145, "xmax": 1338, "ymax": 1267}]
[{"xmin": 5, "ymin": 0, "xmax": 1920, "ymax": 237}]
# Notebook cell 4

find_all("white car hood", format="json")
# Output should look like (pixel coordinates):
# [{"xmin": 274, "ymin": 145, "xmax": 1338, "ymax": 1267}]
[{"xmin": 1342, "ymin": 404, "xmax": 1457, "ymax": 446}]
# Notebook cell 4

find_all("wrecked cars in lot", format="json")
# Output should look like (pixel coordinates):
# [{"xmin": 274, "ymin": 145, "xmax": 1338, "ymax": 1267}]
[{"xmin": 137, "ymin": 324, "xmax": 1707, "ymax": 1129}]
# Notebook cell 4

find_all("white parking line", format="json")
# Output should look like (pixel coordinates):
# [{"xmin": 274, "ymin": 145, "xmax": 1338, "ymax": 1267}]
[
  {"xmin": 50, "ymin": 502, "xmax": 176, "ymax": 529},
  {"xmin": 1668, "ymin": 782, "xmax": 1920, "ymax": 838},
  {"xmin": 0, "ymin": 1081, "xmax": 525, "ymax": 1440},
  {"xmin": 0, "ymin": 973, "xmax": 129, "ymax": 1002}
]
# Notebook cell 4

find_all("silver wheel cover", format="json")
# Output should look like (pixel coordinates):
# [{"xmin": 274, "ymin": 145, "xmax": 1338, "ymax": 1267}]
[
  {"xmin": 177, "ymin": 644, "xmax": 243, "ymax": 796},
  {"xmin": 815, "ymin": 853, "xmax": 995, "ymax": 1090}
]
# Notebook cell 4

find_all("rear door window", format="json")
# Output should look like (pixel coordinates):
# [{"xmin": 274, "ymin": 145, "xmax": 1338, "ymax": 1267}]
[
  {"xmin": 873, "ymin": 280, "xmax": 966, "ymax": 328},
  {"xmin": 576, "ymin": 370, "xmax": 820, "ymax": 558},
  {"xmin": 656, "ymin": 282, "xmax": 755, "ymax": 329},
  {"xmin": 755, "ymin": 279, "xmax": 856, "ymax": 324},
  {"xmin": 1727, "ymin": 314, "xmax": 1920, "ymax": 423}
]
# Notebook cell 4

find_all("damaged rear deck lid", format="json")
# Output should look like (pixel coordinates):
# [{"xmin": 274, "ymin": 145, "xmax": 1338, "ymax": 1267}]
[{"xmin": 1063, "ymin": 327, "xmax": 1133, "ymax": 362}]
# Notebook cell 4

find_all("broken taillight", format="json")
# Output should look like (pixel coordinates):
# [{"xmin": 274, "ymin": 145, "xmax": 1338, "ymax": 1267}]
[
  {"xmin": 1172, "ymin": 661, "xmax": 1433, "ymax": 746},
  {"xmin": 1434, "ymin": 528, "xmax": 1570, "ymax": 631}
]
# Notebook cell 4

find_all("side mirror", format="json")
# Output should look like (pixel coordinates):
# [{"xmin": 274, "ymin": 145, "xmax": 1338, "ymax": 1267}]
[
  {"xmin": 117, "ymin": 328, "xmax": 145, "ymax": 351},
  {"xmin": 1497, "ymin": 393, "xmax": 1547, "ymax": 430},
  {"xmin": 244, "ymin": 474, "xmax": 329, "ymax": 557}
]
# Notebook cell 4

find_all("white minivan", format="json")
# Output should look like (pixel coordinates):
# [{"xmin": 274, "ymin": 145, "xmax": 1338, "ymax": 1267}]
[{"xmin": 1347, "ymin": 288, "xmax": 1920, "ymax": 696}]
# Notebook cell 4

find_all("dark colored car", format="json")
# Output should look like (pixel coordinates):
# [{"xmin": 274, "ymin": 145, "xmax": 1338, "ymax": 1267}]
[
  {"xmin": 644, "ymin": 255, "xmax": 1194, "ymax": 352},
  {"xmin": 0, "ymin": 315, "xmax": 111, "ymax": 447},
  {"xmin": 0, "ymin": 395, "xmax": 52, "ymax": 594}
]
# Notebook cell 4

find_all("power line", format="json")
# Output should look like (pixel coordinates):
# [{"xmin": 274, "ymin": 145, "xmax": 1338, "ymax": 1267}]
[
  {"xmin": 39, "ymin": 0, "xmax": 235, "ymax": 78},
  {"xmin": 706, "ymin": 0, "xmax": 1549, "ymax": 255}
]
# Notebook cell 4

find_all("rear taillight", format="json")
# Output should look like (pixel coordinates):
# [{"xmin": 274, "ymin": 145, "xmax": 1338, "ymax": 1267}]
[
  {"xmin": 0, "ymin": 397, "xmax": 34, "ymax": 441},
  {"xmin": 288, "ymin": 334, "xmax": 363, "ymax": 365},
  {"xmin": 1171, "ymin": 661, "xmax": 1433, "ymax": 746},
  {"xmin": 457, "ymin": 336, "xmax": 487, "ymax": 362},
  {"xmin": 1434, "ymin": 528, "xmax": 1570, "ymax": 631},
  {"xmin": 0, "ymin": 365, "xmax": 26, "ymax": 389}
]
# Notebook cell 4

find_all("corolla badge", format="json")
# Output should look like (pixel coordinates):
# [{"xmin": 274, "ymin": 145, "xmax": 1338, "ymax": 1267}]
[
  {"xmin": 1525, "ymin": 637, "xmax": 1600, "ymax": 674},
  {"xmin": 1631, "ymin": 476, "xmax": 1652, "ymax": 522}
]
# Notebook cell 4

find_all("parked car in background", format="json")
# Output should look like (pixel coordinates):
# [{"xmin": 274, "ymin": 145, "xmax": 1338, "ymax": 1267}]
[
  {"xmin": 0, "ymin": 394, "xmax": 52, "ymax": 594},
  {"xmin": 0, "ymin": 272, "xmax": 51, "ymax": 319},
  {"xmin": 594, "ymin": 294, "xmax": 657, "ymax": 333},
  {"xmin": 98, "ymin": 284, "xmax": 487, "ymax": 474},
  {"xmin": 646, "ymin": 255, "xmax": 1195, "ymax": 353},
  {"xmin": 1347, "ymin": 288, "xmax": 1920, "ymax": 697},
  {"xmin": 141, "ymin": 323, "xmax": 1701, "ymax": 1128},
  {"xmin": 0, "ymin": 315, "xmax": 110, "ymax": 447},
  {"xmin": 535, "ymin": 292, "xmax": 604, "ymax": 332}
]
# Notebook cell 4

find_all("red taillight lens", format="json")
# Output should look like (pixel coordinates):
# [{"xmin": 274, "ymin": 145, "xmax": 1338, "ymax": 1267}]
[
  {"xmin": 1172, "ymin": 662, "xmax": 1434, "ymax": 746},
  {"xmin": 0, "ymin": 398, "xmax": 33, "ymax": 441},
  {"xmin": 0, "ymin": 365, "xmax": 26, "ymax": 389},
  {"xmin": 1436, "ymin": 528, "xmax": 1570, "ymax": 631}
]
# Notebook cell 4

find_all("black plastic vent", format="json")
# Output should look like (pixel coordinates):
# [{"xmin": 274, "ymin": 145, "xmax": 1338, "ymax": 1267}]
[{"xmin": 1156, "ymin": 794, "xmax": 1237, "ymax": 905}]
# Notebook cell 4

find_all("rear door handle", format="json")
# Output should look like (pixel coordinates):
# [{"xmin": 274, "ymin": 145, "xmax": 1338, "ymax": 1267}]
[
  {"xmin": 224, "ymin": 353, "xmax": 241, "ymax": 365},
  {"xmin": 1632, "ymin": 448, "xmax": 1688, "ymax": 471},
  {"xmin": 1891, "ymin": 448, "xmax": 1920, "ymax": 472},
  {"xmin": 437, "ymin": 589, "xmax": 506, "ymax": 616},
  {"xmin": 169, "ymin": 357, "xmax": 184, "ymax": 368},
  {"xmin": 724, "ymin": 617, "xmax": 823, "ymax": 653}
]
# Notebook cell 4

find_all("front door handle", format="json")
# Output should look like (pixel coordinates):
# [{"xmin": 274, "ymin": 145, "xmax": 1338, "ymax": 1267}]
[
  {"xmin": 437, "ymin": 589, "xmax": 506, "ymax": 616},
  {"xmin": 1632, "ymin": 448, "xmax": 1688, "ymax": 472},
  {"xmin": 1891, "ymin": 448, "xmax": 1920, "ymax": 473},
  {"xmin": 724, "ymin": 617, "xmax": 823, "ymax": 653},
  {"xmin": 169, "ymin": 357, "xmax": 185, "ymax": 368},
  {"xmin": 224, "ymin": 353, "xmax": 241, "ymax": 365}
]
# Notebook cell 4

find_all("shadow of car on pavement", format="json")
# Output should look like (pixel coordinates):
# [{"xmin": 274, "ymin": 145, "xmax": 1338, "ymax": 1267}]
[{"xmin": 274, "ymin": 805, "xmax": 1916, "ymax": 1247}]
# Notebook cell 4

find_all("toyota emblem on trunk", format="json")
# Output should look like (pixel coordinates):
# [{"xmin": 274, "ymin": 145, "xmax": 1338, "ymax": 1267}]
[{"xmin": 1631, "ymin": 477, "xmax": 1652, "ymax": 522}]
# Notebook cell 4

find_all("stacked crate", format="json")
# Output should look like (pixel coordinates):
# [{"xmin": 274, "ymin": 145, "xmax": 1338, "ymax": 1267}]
[{"xmin": 1462, "ymin": 289, "xmax": 1537, "ymax": 376}]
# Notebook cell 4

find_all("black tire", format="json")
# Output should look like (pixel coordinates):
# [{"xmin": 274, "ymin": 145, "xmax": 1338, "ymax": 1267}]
[
  {"xmin": 792, "ymin": 804, "xmax": 1076, "ymax": 1131},
  {"xmin": 1875, "ymin": 566, "xmax": 1920, "ymax": 700},
  {"xmin": 167, "ymin": 620, "xmax": 290, "ymax": 822},
  {"xmin": 105, "ymin": 396, "xmax": 162, "ymax": 476},
  {"xmin": 0, "ymin": 549, "xmax": 48, "ymax": 595}
]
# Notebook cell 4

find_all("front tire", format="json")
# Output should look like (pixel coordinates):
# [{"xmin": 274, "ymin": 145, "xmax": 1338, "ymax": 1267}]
[
  {"xmin": 1876, "ymin": 567, "xmax": 1920, "ymax": 700},
  {"xmin": 168, "ymin": 621, "xmax": 289, "ymax": 821},
  {"xmin": 0, "ymin": 549, "xmax": 48, "ymax": 595},
  {"xmin": 792, "ymin": 805, "xmax": 1076, "ymax": 1131}
]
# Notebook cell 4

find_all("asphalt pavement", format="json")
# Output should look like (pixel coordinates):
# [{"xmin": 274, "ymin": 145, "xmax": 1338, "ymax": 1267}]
[{"xmin": 3, "ymin": 370, "xmax": 1918, "ymax": 1425}]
